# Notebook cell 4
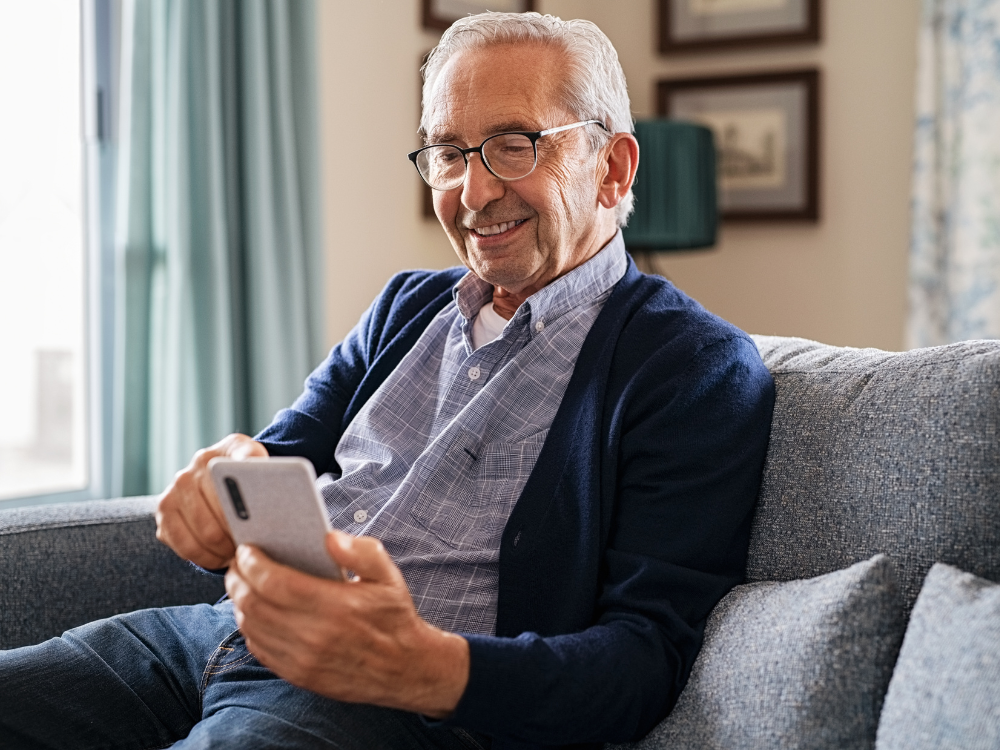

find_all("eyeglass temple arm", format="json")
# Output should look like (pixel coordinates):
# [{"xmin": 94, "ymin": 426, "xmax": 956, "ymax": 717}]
[{"xmin": 538, "ymin": 119, "xmax": 609, "ymax": 137}]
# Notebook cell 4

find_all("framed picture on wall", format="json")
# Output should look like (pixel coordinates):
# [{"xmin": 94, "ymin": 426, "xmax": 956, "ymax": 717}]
[
  {"xmin": 659, "ymin": 0, "xmax": 820, "ymax": 54},
  {"xmin": 658, "ymin": 69, "xmax": 820, "ymax": 222},
  {"xmin": 422, "ymin": 0, "xmax": 536, "ymax": 32}
]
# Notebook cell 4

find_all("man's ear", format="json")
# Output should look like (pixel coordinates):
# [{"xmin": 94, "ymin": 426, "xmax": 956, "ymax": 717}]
[{"xmin": 597, "ymin": 133, "xmax": 639, "ymax": 210}]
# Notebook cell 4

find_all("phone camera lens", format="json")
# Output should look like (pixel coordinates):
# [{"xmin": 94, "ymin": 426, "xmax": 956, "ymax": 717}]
[{"xmin": 224, "ymin": 477, "xmax": 249, "ymax": 520}]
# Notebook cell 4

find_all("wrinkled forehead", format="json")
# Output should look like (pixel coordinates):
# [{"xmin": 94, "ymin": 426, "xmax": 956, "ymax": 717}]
[{"xmin": 423, "ymin": 43, "xmax": 572, "ymax": 144}]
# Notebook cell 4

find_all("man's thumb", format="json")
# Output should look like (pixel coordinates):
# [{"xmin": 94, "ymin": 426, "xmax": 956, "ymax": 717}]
[{"xmin": 325, "ymin": 530, "xmax": 400, "ymax": 585}]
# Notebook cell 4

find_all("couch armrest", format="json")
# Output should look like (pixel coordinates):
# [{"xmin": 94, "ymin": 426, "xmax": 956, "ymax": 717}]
[{"xmin": 0, "ymin": 497, "xmax": 225, "ymax": 649}]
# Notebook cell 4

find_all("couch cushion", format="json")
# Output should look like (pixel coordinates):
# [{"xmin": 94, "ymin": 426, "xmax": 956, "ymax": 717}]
[
  {"xmin": 749, "ymin": 335, "xmax": 1000, "ymax": 610},
  {"xmin": 875, "ymin": 563, "xmax": 1000, "ymax": 750},
  {"xmin": 613, "ymin": 555, "xmax": 905, "ymax": 750},
  {"xmin": 0, "ymin": 497, "xmax": 225, "ymax": 649}
]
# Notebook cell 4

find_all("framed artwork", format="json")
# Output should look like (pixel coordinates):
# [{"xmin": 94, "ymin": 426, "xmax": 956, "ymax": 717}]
[
  {"xmin": 659, "ymin": 0, "xmax": 820, "ymax": 54},
  {"xmin": 658, "ymin": 69, "xmax": 820, "ymax": 222},
  {"xmin": 422, "ymin": 0, "xmax": 535, "ymax": 32}
]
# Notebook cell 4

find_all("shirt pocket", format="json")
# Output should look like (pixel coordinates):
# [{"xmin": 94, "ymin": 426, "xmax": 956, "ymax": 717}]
[{"xmin": 407, "ymin": 428, "xmax": 549, "ymax": 551}]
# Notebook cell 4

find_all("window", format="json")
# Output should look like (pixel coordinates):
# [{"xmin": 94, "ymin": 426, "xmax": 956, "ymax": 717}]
[{"xmin": 0, "ymin": 0, "xmax": 116, "ymax": 506}]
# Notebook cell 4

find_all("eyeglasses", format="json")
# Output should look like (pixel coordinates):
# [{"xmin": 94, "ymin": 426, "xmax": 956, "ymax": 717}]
[{"xmin": 408, "ymin": 120, "xmax": 609, "ymax": 191}]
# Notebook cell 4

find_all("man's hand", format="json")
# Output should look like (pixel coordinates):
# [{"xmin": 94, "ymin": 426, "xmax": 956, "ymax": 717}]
[
  {"xmin": 155, "ymin": 433, "xmax": 268, "ymax": 569},
  {"xmin": 224, "ymin": 530, "xmax": 470, "ymax": 718}
]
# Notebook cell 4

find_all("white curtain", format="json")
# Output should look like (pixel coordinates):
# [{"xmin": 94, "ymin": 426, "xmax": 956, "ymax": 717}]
[{"xmin": 908, "ymin": 0, "xmax": 1000, "ymax": 348}]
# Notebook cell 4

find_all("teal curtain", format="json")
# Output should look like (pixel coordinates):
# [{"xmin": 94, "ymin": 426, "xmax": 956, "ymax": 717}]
[{"xmin": 113, "ymin": 0, "xmax": 323, "ymax": 496}]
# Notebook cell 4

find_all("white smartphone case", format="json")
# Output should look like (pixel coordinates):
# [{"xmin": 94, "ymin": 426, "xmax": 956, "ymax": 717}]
[{"xmin": 209, "ymin": 457, "xmax": 344, "ymax": 580}]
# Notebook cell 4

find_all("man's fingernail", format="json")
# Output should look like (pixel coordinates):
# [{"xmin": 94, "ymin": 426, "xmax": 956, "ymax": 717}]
[
  {"xmin": 237, "ymin": 545, "xmax": 251, "ymax": 563},
  {"xmin": 336, "ymin": 531, "xmax": 353, "ymax": 551}
]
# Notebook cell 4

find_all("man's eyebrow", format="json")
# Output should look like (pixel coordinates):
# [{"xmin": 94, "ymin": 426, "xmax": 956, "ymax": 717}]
[
  {"xmin": 426, "ymin": 130, "xmax": 462, "ymax": 144},
  {"xmin": 482, "ymin": 120, "xmax": 538, "ymax": 136},
  {"xmin": 425, "ymin": 120, "xmax": 541, "ymax": 145}
]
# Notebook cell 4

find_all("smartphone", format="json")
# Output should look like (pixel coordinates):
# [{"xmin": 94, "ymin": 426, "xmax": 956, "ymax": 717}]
[{"xmin": 208, "ymin": 456, "xmax": 344, "ymax": 580}]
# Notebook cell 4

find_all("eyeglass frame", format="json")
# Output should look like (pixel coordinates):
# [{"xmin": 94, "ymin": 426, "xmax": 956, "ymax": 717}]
[{"xmin": 407, "ymin": 119, "xmax": 610, "ymax": 191}]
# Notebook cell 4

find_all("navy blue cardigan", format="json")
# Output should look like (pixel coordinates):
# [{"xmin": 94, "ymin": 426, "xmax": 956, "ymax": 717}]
[{"xmin": 256, "ymin": 259, "xmax": 775, "ymax": 750}]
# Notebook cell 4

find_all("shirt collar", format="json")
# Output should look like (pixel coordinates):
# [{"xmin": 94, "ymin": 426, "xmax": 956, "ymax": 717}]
[{"xmin": 453, "ymin": 229, "xmax": 628, "ymax": 335}]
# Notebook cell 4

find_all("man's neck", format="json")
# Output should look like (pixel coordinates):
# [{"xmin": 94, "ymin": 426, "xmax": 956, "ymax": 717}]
[{"xmin": 491, "ymin": 285, "xmax": 532, "ymax": 320}]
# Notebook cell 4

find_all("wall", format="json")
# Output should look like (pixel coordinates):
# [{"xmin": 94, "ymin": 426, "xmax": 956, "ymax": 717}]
[
  {"xmin": 317, "ymin": 0, "xmax": 921, "ymax": 350},
  {"xmin": 316, "ymin": 0, "xmax": 454, "ymax": 345}
]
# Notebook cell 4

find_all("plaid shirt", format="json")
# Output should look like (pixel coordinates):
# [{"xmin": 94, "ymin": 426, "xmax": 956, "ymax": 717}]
[{"xmin": 319, "ymin": 232, "xmax": 627, "ymax": 634}]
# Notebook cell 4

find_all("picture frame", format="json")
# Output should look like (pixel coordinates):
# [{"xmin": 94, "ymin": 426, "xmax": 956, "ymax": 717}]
[
  {"xmin": 658, "ymin": 69, "xmax": 820, "ymax": 222},
  {"xmin": 659, "ymin": 0, "xmax": 820, "ymax": 55},
  {"xmin": 422, "ymin": 0, "xmax": 535, "ymax": 32}
]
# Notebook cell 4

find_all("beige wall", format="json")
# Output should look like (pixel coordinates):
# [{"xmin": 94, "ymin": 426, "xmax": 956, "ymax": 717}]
[
  {"xmin": 316, "ymin": 0, "xmax": 455, "ymax": 345},
  {"xmin": 317, "ymin": 0, "xmax": 920, "ymax": 350}
]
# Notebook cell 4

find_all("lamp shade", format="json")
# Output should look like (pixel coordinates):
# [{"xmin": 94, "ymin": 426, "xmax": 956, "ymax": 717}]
[{"xmin": 622, "ymin": 119, "xmax": 717, "ymax": 251}]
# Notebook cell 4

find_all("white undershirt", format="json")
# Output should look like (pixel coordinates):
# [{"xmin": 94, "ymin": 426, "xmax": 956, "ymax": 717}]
[{"xmin": 471, "ymin": 301, "xmax": 508, "ymax": 350}]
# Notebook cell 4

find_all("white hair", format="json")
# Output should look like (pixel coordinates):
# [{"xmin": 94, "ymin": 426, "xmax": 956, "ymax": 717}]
[{"xmin": 421, "ymin": 12, "xmax": 635, "ymax": 226}]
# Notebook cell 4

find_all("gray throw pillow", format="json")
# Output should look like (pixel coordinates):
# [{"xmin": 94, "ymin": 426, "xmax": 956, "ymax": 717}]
[
  {"xmin": 612, "ymin": 555, "xmax": 905, "ymax": 750},
  {"xmin": 875, "ymin": 563, "xmax": 1000, "ymax": 750},
  {"xmin": 749, "ymin": 336, "xmax": 1000, "ymax": 612}
]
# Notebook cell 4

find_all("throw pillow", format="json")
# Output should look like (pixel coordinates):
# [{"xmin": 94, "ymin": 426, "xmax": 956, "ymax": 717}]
[
  {"xmin": 612, "ymin": 555, "xmax": 905, "ymax": 750},
  {"xmin": 875, "ymin": 563, "xmax": 1000, "ymax": 750},
  {"xmin": 748, "ymin": 335, "xmax": 1000, "ymax": 612}
]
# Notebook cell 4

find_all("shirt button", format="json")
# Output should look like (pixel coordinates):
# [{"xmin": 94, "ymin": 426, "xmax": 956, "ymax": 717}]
[
  {"xmin": 353, "ymin": 509, "xmax": 368, "ymax": 523},
  {"xmin": 534, "ymin": 320, "xmax": 545, "ymax": 332},
  {"xmin": 468, "ymin": 366, "xmax": 481, "ymax": 381}
]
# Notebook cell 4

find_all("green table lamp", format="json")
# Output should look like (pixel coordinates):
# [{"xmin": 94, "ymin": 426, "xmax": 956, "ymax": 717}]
[{"xmin": 622, "ymin": 119, "xmax": 717, "ymax": 252}]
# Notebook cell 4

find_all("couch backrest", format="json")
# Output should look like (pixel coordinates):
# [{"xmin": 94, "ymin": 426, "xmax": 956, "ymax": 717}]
[{"xmin": 748, "ymin": 335, "xmax": 1000, "ymax": 610}]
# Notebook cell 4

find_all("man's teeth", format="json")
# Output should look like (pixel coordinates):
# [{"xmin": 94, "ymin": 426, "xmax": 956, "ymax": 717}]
[{"xmin": 475, "ymin": 220, "xmax": 523, "ymax": 236}]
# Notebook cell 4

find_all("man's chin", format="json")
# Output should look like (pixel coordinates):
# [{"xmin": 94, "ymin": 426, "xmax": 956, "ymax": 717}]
[{"xmin": 465, "ymin": 256, "xmax": 535, "ymax": 290}]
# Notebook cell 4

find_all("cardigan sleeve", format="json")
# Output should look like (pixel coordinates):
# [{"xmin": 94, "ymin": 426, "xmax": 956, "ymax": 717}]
[
  {"xmin": 254, "ymin": 299, "xmax": 376, "ymax": 474},
  {"xmin": 449, "ymin": 335, "xmax": 775, "ymax": 747},
  {"xmin": 254, "ymin": 268, "xmax": 463, "ymax": 474}
]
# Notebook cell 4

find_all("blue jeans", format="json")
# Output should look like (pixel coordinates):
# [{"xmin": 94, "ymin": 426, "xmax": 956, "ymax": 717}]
[{"xmin": 0, "ymin": 601, "xmax": 490, "ymax": 750}]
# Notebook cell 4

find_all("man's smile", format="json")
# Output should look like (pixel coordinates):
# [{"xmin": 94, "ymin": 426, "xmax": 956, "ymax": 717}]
[
  {"xmin": 468, "ymin": 218, "xmax": 527, "ymax": 238},
  {"xmin": 472, "ymin": 219, "xmax": 527, "ymax": 237}
]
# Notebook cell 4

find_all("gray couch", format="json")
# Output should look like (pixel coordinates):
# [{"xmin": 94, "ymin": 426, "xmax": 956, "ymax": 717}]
[{"xmin": 3, "ymin": 335, "xmax": 999, "ymax": 749}]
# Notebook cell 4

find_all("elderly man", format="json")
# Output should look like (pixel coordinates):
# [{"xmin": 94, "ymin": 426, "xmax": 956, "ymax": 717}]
[{"xmin": 0, "ymin": 13, "xmax": 773, "ymax": 750}]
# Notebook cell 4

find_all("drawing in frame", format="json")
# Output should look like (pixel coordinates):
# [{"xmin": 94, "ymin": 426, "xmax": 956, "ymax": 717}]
[
  {"xmin": 658, "ymin": 69, "xmax": 820, "ymax": 222},
  {"xmin": 422, "ymin": 0, "xmax": 535, "ymax": 32},
  {"xmin": 659, "ymin": 0, "xmax": 820, "ymax": 54}
]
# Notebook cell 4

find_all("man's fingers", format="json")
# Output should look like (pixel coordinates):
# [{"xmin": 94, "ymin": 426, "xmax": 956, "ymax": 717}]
[
  {"xmin": 326, "ymin": 531, "xmax": 404, "ymax": 587},
  {"xmin": 209, "ymin": 433, "xmax": 269, "ymax": 462},
  {"xmin": 234, "ymin": 544, "xmax": 323, "ymax": 610},
  {"xmin": 189, "ymin": 433, "xmax": 267, "ymax": 551},
  {"xmin": 154, "ymin": 433, "xmax": 266, "ymax": 567},
  {"xmin": 194, "ymin": 465, "xmax": 231, "ymax": 538},
  {"xmin": 155, "ymin": 495, "xmax": 233, "ymax": 568},
  {"xmin": 178, "ymin": 507, "xmax": 235, "ymax": 566},
  {"xmin": 156, "ymin": 474, "xmax": 232, "ymax": 567},
  {"xmin": 231, "ymin": 438, "xmax": 268, "ymax": 460},
  {"xmin": 226, "ymin": 564, "xmax": 300, "ymax": 633},
  {"xmin": 171, "ymin": 471, "xmax": 234, "ymax": 557},
  {"xmin": 158, "ymin": 526, "xmax": 231, "ymax": 570}
]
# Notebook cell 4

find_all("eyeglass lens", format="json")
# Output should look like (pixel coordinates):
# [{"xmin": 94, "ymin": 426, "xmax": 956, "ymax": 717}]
[{"xmin": 416, "ymin": 133, "xmax": 537, "ymax": 190}]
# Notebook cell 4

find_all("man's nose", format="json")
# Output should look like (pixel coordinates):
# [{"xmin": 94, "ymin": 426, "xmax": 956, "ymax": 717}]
[{"xmin": 461, "ymin": 153, "xmax": 505, "ymax": 212}]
